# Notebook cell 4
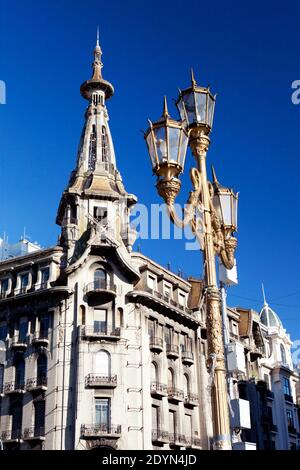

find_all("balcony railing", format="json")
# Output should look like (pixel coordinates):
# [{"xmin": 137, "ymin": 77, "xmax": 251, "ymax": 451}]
[
  {"xmin": 151, "ymin": 429, "xmax": 169, "ymax": 443},
  {"xmin": 266, "ymin": 390, "xmax": 274, "ymax": 400},
  {"xmin": 284, "ymin": 394, "xmax": 293, "ymax": 403},
  {"xmin": 26, "ymin": 376, "xmax": 48, "ymax": 391},
  {"xmin": 169, "ymin": 433, "xmax": 186, "ymax": 446},
  {"xmin": 184, "ymin": 393, "xmax": 199, "ymax": 407},
  {"xmin": 166, "ymin": 344, "xmax": 179, "ymax": 359},
  {"xmin": 150, "ymin": 382, "xmax": 168, "ymax": 396},
  {"xmin": 288, "ymin": 425, "xmax": 297, "ymax": 435},
  {"xmin": 270, "ymin": 424, "xmax": 278, "ymax": 433},
  {"xmin": 81, "ymin": 325, "xmax": 121, "ymax": 340},
  {"xmin": 32, "ymin": 331, "xmax": 49, "ymax": 346},
  {"xmin": 143, "ymin": 287, "xmax": 194, "ymax": 317},
  {"xmin": 11, "ymin": 335, "xmax": 27, "ymax": 350},
  {"xmin": 1, "ymin": 429, "xmax": 22, "ymax": 441},
  {"xmin": 4, "ymin": 381, "xmax": 25, "ymax": 394},
  {"xmin": 14, "ymin": 286, "xmax": 30, "ymax": 296},
  {"xmin": 85, "ymin": 374, "xmax": 117, "ymax": 388},
  {"xmin": 192, "ymin": 437, "xmax": 201, "ymax": 448},
  {"xmin": 81, "ymin": 424, "xmax": 121, "ymax": 438},
  {"xmin": 23, "ymin": 426, "xmax": 45, "ymax": 440},
  {"xmin": 181, "ymin": 350, "xmax": 194, "ymax": 365},
  {"xmin": 149, "ymin": 337, "xmax": 163, "ymax": 353},
  {"xmin": 167, "ymin": 387, "xmax": 184, "ymax": 402},
  {"xmin": 84, "ymin": 280, "xmax": 116, "ymax": 296}
]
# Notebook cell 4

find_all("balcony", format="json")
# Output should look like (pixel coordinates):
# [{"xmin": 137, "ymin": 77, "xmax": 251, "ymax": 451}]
[
  {"xmin": 149, "ymin": 337, "xmax": 163, "ymax": 353},
  {"xmin": 152, "ymin": 429, "xmax": 169, "ymax": 444},
  {"xmin": 192, "ymin": 437, "xmax": 202, "ymax": 448},
  {"xmin": 23, "ymin": 426, "xmax": 45, "ymax": 441},
  {"xmin": 288, "ymin": 425, "xmax": 297, "ymax": 435},
  {"xmin": 85, "ymin": 374, "xmax": 117, "ymax": 388},
  {"xmin": 184, "ymin": 393, "xmax": 199, "ymax": 408},
  {"xmin": 167, "ymin": 387, "xmax": 184, "ymax": 403},
  {"xmin": 166, "ymin": 344, "xmax": 179, "ymax": 360},
  {"xmin": 11, "ymin": 335, "xmax": 27, "ymax": 351},
  {"xmin": 284, "ymin": 394, "xmax": 294, "ymax": 403},
  {"xmin": 26, "ymin": 376, "xmax": 48, "ymax": 392},
  {"xmin": 181, "ymin": 350, "xmax": 194, "ymax": 366},
  {"xmin": 169, "ymin": 433, "xmax": 186, "ymax": 447},
  {"xmin": 150, "ymin": 382, "xmax": 168, "ymax": 397},
  {"xmin": 84, "ymin": 280, "xmax": 116, "ymax": 303},
  {"xmin": 266, "ymin": 390, "xmax": 274, "ymax": 400},
  {"xmin": 270, "ymin": 424, "xmax": 278, "ymax": 433},
  {"xmin": 32, "ymin": 331, "xmax": 49, "ymax": 347},
  {"xmin": 4, "ymin": 381, "xmax": 25, "ymax": 395},
  {"xmin": 80, "ymin": 325, "xmax": 121, "ymax": 341},
  {"xmin": 1, "ymin": 429, "xmax": 22, "ymax": 442},
  {"xmin": 81, "ymin": 424, "xmax": 121, "ymax": 439}
]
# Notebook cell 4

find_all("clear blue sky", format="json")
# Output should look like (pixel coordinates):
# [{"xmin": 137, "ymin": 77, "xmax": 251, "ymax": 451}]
[{"xmin": 0, "ymin": 0, "xmax": 300, "ymax": 343}]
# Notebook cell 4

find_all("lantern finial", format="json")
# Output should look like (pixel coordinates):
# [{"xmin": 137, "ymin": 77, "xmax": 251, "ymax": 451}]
[
  {"xmin": 211, "ymin": 165, "xmax": 219, "ymax": 186},
  {"xmin": 162, "ymin": 96, "xmax": 169, "ymax": 117},
  {"xmin": 190, "ymin": 68, "xmax": 197, "ymax": 87}
]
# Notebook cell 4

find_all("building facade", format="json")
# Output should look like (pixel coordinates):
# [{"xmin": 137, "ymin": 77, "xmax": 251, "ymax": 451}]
[{"xmin": 0, "ymin": 38, "xmax": 299, "ymax": 450}]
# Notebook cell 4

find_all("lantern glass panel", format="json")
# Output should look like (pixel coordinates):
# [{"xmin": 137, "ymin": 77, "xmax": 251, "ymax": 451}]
[
  {"xmin": 220, "ymin": 193, "xmax": 232, "ymax": 226},
  {"xmin": 177, "ymin": 98, "xmax": 186, "ymax": 123},
  {"xmin": 195, "ymin": 91, "xmax": 207, "ymax": 124},
  {"xmin": 207, "ymin": 95, "xmax": 215, "ymax": 128},
  {"xmin": 153, "ymin": 126, "xmax": 167, "ymax": 163},
  {"xmin": 179, "ymin": 130, "xmax": 189, "ymax": 168},
  {"xmin": 168, "ymin": 127, "xmax": 181, "ymax": 163},
  {"xmin": 232, "ymin": 196, "xmax": 238, "ymax": 229},
  {"xmin": 213, "ymin": 195, "xmax": 222, "ymax": 223},
  {"xmin": 183, "ymin": 92, "xmax": 196, "ymax": 124},
  {"xmin": 146, "ymin": 132, "xmax": 157, "ymax": 169}
]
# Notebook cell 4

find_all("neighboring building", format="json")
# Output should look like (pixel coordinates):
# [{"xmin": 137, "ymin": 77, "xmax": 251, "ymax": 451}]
[
  {"xmin": 0, "ymin": 36, "xmax": 299, "ymax": 451},
  {"xmin": 0, "ymin": 237, "xmax": 41, "ymax": 261},
  {"xmin": 226, "ymin": 300, "xmax": 300, "ymax": 450}
]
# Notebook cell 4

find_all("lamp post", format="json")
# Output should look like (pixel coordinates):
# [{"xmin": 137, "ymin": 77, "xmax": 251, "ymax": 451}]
[{"xmin": 144, "ymin": 71, "xmax": 238, "ymax": 450}]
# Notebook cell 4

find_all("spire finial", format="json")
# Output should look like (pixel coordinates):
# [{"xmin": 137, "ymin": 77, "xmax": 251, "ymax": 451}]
[
  {"xmin": 92, "ymin": 27, "xmax": 103, "ymax": 81},
  {"xmin": 96, "ymin": 25, "xmax": 99, "ymax": 46},
  {"xmin": 211, "ymin": 165, "xmax": 218, "ymax": 184},
  {"xmin": 262, "ymin": 283, "xmax": 268, "ymax": 306},
  {"xmin": 191, "ymin": 68, "xmax": 197, "ymax": 86},
  {"xmin": 163, "ymin": 96, "xmax": 169, "ymax": 117}
]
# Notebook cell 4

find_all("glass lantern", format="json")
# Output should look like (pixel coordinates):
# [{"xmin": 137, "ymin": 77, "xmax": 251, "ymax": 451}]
[{"xmin": 212, "ymin": 167, "xmax": 238, "ymax": 231}]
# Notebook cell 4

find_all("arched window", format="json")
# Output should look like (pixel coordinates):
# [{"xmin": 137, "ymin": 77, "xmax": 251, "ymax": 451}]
[
  {"xmin": 151, "ymin": 362, "xmax": 157, "ymax": 383},
  {"xmin": 167, "ymin": 368, "xmax": 174, "ymax": 389},
  {"xmin": 183, "ymin": 374, "xmax": 190, "ymax": 396},
  {"xmin": 280, "ymin": 344, "xmax": 287, "ymax": 365},
  {"xmin": 94, "ymin": 269, "xmax": 107, "ymax": 289},
  {"xmin": 14, "ymin": 356, "xmax": 25, "ymax": 388},
  {"xmin": 116, "ymin": 307, "xmax": 124, "ymax": 328},
  {"xmin": 80, "ymin": 305, "xmax": 86, "ymax": 325},
  {"xmin": 95, "ymin": 350, "xmax": 110, "ymax": 377},
  {"xmin": 101, "ymin": 126, "xmax": 109, "ymax": 163},
  {"xmin": 37, "ymin": 354, "xmax": 47, "ymax": 381}
]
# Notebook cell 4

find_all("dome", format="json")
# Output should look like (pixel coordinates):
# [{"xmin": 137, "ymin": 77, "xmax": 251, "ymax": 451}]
[{"xmin": 260, "ymin": 302, "xmax": 283, "ymax": 329}]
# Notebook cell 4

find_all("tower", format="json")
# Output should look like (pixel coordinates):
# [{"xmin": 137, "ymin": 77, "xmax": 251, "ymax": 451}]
[{"xmin": 56, "ymin": 32, "xmax": 137, "ymax": 264}]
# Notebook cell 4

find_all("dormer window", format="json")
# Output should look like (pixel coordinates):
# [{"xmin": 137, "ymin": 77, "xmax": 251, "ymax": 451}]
[
  {"xmin": 20, "ymin": 273, "xmax": 29, "ymax": 293},
  {"xmin": 41, "ymin": 268, "xmax": 50, "ymax": 288},
  {"xmin": 94, "ymin": 207, "xmax": 108, "ymax": 224},
  {"xmin": 147, "ymin": 274, "xmax": 157, "ymax": 291},
  {"xmin": 163, "ymin": 282, "xmax": 172, "ymax": 299},
  {"xmin": 178, "ymin": 291, "xmax": 186, "ymax": 307},
  {"xmin": 0, "ymin": 278, "xmax": 9, "ymax": 296}
]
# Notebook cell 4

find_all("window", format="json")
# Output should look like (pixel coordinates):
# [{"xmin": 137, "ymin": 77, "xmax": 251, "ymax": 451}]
[
  {"xmin": 168, "ymin": 410, "xmax": 176, "ymax": 434},
  {"xmin": 287, "ymin": 410, "xmax": 294, "ymax": 427},
  {"xmin": 94, "ymin": 350, "xmax": 110, "ymax": 377},
  {"xmin": 0, "ymin": 364, "xmax": 4, "ymax": 393},
  {"xmin": 18, "ymin": 320, "xmax": 27, "ymax": 342},
  {"xmin": 37, "ymin": 355, "xmax": 47, "ymax": 380},
  {"xmin": 148, "ymin": 319, "xmax": 155, "ymax": 341},
  {"xmin": 0, "ymin": 323, "xmax": 7, "ymax": 342},
  {"xmin": 178, "ymin": 292, "xmax": 186, "ymax": 307},
  {"xmin": 94, "ymin": 269, "xmax": 107, "ymax": 289},
  {"xmin": 184, "ymin": 413, "xmax": 192, "ymax": 438},
  {"xmin": 11, "ymin": 399, "xmax": 22, "ymax": 439},
  {"xmin": 94, "ymin": 309, "xmax": 107, "ymax": 333},
  {"xmin": 163, "ymin": 283, "xmax": 172, "ymax": 299},
  {"xmin": 41, "ymin": 268, "xmax": 50, "ymax": 287},
  {"xmin": 152, "ymin": 405, "xmax": 159, "ymax": 430},
  {"xmin": 1, "ymin": 278, "xmax": 9, "ymax": 295},
  {"xmin": 167, "ymin": 368, "xmax": 174, "ymax": 389},
  {"xmin": 283, "ymin": 377, "xmax": 291, "ymax": 396},
  {"xmin": 280, "ymin": 344, "xmax": 287, "ymax": 365},
  {"xmin": 93, "ymin": 207, "xmax": 108, "ymax": 224},
  {"xmin": 88, "ymin": 125, "xmax": 97, "ymax": 171},
  {"xmin": 34, "ymin": 400, "xmax": 45, "ymax": 435},
  {"xmin": 80, "ymin": 306, "xmax": 86, "ymax": 326},
  {"xmin": 95, "ymin": 398, "xmax": 110, "ymax": 430},
  {"xmin": 40, "ymin": 314, "xmax": 49, "ymax": 339},
  {"xmin": 147, "ymin": 274, "xmax": 156, "ymax": 291},
  {"xmin": 164, "ymin": 327, "xmax": 172, "ymax": 346},
  {"xmin": 101, "ymin": 126, "xmax": 109, "ymax": 162},
  {"xmin": 151, "ymin": 362, "xmax": 157, "ymax": 383},
  {"xmin": 232, "ymin": 322, "xmax": 238, "ymax": 336},
  {"xmin": 20, "ymin": 273, "xmax": 29, "ymax": 291},
  {"xmin": 183, "ymin": 374, "xmax": 190, "ymax": 396},
  {"xmin": 14, "ymin": 357, "xmax": 25, "ymax": 388}
]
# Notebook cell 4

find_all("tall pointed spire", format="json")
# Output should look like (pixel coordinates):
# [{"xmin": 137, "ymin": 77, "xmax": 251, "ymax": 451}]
[
  {"xmin": 191, "ymin": 68, "xmax": 197, "ymax": 87},
  {"xmin": 262, "ymin": 283, "xmax": 268, "ymax": 306},
  {"xmin": 162, "ymin": 96, "xmax": 169, "ymax": 117},
  {"xmin": 211, "ymin": 165, "xmax": 218, "ymax": 185}
]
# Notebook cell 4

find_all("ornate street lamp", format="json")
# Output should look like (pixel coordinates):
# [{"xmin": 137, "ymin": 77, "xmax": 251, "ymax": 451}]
[{"xmin": 144, "ymin": 70, "xmax": 238, "ymax": 450}]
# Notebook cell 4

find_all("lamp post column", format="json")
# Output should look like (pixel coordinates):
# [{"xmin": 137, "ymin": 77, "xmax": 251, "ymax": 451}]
[{"xmin": 190, "ymin": 128, "xmax": 231, "ymax": 450}]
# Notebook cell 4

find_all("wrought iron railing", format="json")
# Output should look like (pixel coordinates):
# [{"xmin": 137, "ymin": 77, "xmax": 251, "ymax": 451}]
[
  {"xmin": 32, "ymin": 331, "xmax": 49, "ymax": 343},
  {"xmin": 151, "ymin": 429, "xmax": 169, "ymax": 442},
  {"xmin": 81, "ymin": 424, "xmax": 121, "ymax": 437},
  {"xmin": 26, "ymin": 376, "xmax": 48, "ymax": 390},
  {"xmin": 149, "ymin": 337, "xmax": 163, "ymax": 350},
  {"xmin": 169, "ymin": 433, "xmax": 186, "ymax": 445},
  {"xmin": 84, "ymin": 280, "xmax": 116, "ymax": 294},
  {"xmin": 167, "ymin": 387, "xmax": 184, "ymax": 401},
  {"xmin": 184, "ymin": 393, "xmax": 199, "ymax": 405},
  {"xmin": 23, "ymin": 426, "xmax": 45, "ymax": 439},
  {"xmin": 85, "ymin": 374, "xmax": 117, "ymax": 387},
  {"xmin": 166, "ymin": 344, "xmax": 179, "ymax": 356},
  {"xmin": 181, "ymin": 350, "xmax": 194, "ymax": 362},
  {"xmin": 81, "ymin": 325, "xmax": 121, "ymax": 338},
  {"xmin": 11, "ymin": 335, "xmax": 27, "ymax": 347},
  {"xmin": 4, "ymin": 380, "xmax": 25, "ymax": 394},
  {"xmin": 150, "ymin": 382, "xmax": 167, "ymax": 395}
]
